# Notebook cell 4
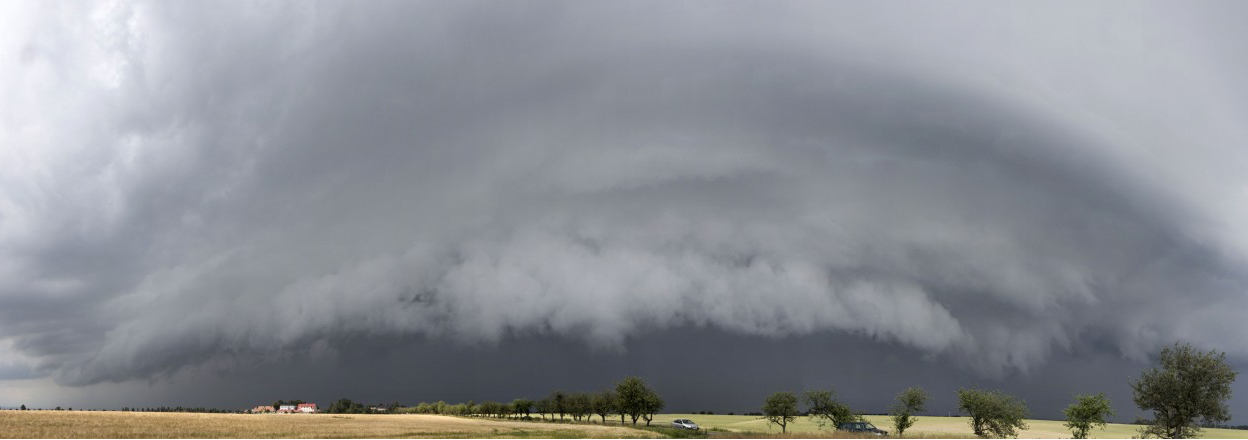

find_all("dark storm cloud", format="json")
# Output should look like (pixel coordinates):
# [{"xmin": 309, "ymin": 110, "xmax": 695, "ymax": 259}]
[{"xmin": 2, "ymin": 0, "xmax": 1248, "ymax": 415}]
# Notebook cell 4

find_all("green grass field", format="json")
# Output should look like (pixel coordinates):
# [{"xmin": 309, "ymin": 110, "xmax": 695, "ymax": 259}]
[{"xmin": 657, "ymin": 413, "xmax": 1248, "ymax": 439}]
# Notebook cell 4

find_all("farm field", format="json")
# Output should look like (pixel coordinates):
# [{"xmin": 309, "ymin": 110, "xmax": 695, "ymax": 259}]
[
  {"xmin": 0, "ymin": 411, "xmax": 658, "ymax": 439},
  {"xmin": 658, "ymin": 413, "xmax": 1248, "ymax": 439}
]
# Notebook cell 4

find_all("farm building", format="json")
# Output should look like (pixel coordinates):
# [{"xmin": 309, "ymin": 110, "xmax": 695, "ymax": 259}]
[
  {"xmin": 250, "ymin": 405, "xmax": 273, "ymax": 413},
  {"xmin": 297, "ymin": 403, "xmax": 318, "ymax": 413},
  {"xmin": 277, "ymin": 405, "xmax": 297, "ymax": 413}
]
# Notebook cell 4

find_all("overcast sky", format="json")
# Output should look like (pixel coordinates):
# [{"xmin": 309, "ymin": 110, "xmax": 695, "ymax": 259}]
[{"xmin": 2, "ymin": 0, "xmax": 1248, "ymax": 422}]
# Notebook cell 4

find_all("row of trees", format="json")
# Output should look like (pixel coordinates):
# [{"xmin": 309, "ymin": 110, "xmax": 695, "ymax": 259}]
[
  {"xmin": 759, "ymin": 343, "xmax": 1236, "ymax": 439},
  {"xmin": 400, "ymin": 376, "xmax": 666, "ymax": 426}
]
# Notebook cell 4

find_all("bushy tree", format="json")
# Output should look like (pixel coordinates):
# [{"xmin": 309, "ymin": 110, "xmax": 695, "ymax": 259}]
[
  {"xmin": 567, "ymin": 393, "xmax": 592, "ymax": 421},
  {"xmin": 1132, "ymin": 342, "xmax": 1237, "ymax": 439},
  {"xmin": 762, "ymin": 392, "xmax": 800, "ymax": 433},
  {"xmin": 1063, "ymin": 393, "xmax": 1114, "ymax": 439},
  {"xmin": 957, "ymin": 388, "xmax": 1029, "ymax": 438},
  {"xmin": 327, "ymin": 398, "xmax": 368, "ymax": 414},
  {"xmin": 640, "ymin": 389, "xmax": 664, "ymax": 426},
  {"xmin": 616, "ymin": 376, "xmax": 662, "ymax": 425},
  {"xmin": 535, "ymin": 397, "xmax": 552, "ymax": 420},
  {"xmin": 549, "ymin": 391, "xmax": 568, "ymax": 420},
  {"xmin": 890, "ymin": 387, "xmax": 929, "ymax": 436},
  {"xmin": 804, "ymin": 389, "xmax": 859, "ymax": 429},
  {"xmin": 511, "ymin": 399, "xmax": 533, "ymax": 419},
  {"xmin": 591, "ymin": 391, "xmax": 616, "ymax": 423}
]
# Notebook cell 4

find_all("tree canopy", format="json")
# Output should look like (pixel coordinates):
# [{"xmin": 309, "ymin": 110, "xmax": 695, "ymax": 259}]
[
  {"xmin": 763, "ymin": 392, "xmax": 800, "ymax": 433},
  {"xmin": 1063, "ymin": 393, "xmax": 1114, "ymax": 439},
  {"xmin": 1132, "ymin": 342, "xmax": 1237, "ymax": 439},
  {"xmin": 804, "ymin": 389, "xmax": 859, "ymax": 429},
  {"xmin": 890, "ymin": 387, "xmax": 929, "ymax": 436},
  {"xmin": 957, "ymin": 388, "xmax": 1030, "ymax": 438},
  {"xmin": 615, "ymin": 376, "xmax": 663, "ymax": 425}
]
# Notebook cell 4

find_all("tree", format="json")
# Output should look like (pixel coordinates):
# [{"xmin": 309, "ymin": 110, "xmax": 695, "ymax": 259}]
[
  {"xmin": 1063, "ymin": 394, "xmax": 1114, "ymax": 439},
  {"xmin": 890, "ymin": 387, "xmax": 929, "ymax": 436},
  {"xmin": 511, "ymin": 399, "xmax": 533, "ymax": 419},
  {"xmin": 20, "ymin": 404, "xmax": 26, "ymax": 411},
  {"xmin": 535, "ymin": 397, "xmax": 552, "ymax": 420},
  {"xmin": 957, "ymin": 388, "xmax": 1029, "ymax": 438},
  {"xmin": 615, "ymin": 376, "xmax": 661, "ymax": 425},
  {"xmin": 639, "ymin": 389, "xmax": 664, "ymax": 426},
  {"xmin": 548, "ymin": 391, "xmax": 568, "ymax": 420},
  {"xmin": 1131, "ymin": 342, "xmax": 1237, "ymax": 439},
  {"xmin": 762, "ymin": 392, "xmax": 800, "ymax": 433},
  {"xmin": 573, "ymin": 392, "xmax": 597, "ymax": 421},
  {"xmin": 591, "ymin": 391, "xmax": 616, "ymax": 423},
  {"xmin": 804, "ymin": 389, "xmax": 859, "ymax": 429},
  {"xmin": 327, "ymin": 398, "xmax": 367, "ymax": 414}
]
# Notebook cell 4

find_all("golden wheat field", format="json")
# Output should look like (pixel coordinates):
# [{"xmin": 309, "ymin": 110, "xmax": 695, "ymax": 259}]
[{"xmin": 0, "ymin": 411, "xmax": 659, "ymax": 439}]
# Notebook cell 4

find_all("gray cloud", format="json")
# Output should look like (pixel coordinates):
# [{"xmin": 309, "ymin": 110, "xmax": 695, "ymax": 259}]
[{"xmin": 2, "ymin": 0, "xmax": 1247, "ymax": 416}]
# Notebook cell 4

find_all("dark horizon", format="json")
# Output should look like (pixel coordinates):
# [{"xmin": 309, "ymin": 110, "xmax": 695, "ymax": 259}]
[{"xmin": 3, "ymin": 329, "xmax": 1245, "ymax": 424}]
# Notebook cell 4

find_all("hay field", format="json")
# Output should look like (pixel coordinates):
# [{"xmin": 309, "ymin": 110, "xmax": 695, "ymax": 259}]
[
  {"xmin": 659, "ymin": 413, "xmax": 1248, "ymax": 439},
  {"xmin": 0, "ymin": 411, "xmax": 658, "ymax": 439}
]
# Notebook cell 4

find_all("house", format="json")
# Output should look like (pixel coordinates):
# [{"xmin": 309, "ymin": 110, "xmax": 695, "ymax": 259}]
[
  {"xmin": 297, "ymin": 403, "xmax": 318, "ymax": 413},
  {"xmin": 278, "ymin": 404, "xmax": 297, "ymax": 413},
  {"xmin": 251, "ymin": 405, "xmax": 273, "ymax": 414}
]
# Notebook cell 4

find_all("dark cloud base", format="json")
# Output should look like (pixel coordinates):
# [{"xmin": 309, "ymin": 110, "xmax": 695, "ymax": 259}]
[{"xmin": 21, "ymin": 328, "xmax": 1247, "ymax": 423}]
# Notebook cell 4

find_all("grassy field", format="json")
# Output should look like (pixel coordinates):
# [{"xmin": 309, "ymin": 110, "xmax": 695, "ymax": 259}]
[
  {"xmin": 658, "ymin": 413, "xmax": 1248, "ymax": 439},
  {"xmin": 0, "ymin": 411, "xmax": 659, "ymax": 439}
]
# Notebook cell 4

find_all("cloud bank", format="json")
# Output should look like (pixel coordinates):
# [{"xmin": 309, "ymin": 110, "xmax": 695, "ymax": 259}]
[{"xmin": 2, "ymin": 1, "xmax": 1248, "ymax": 387}]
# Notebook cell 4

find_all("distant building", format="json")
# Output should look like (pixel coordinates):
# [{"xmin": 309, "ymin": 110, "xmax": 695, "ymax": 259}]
[
  {"xmin": 278, "ymin": 405, "xmax": 297, "ymax": 413},
  {"xmin": 297, "ymin": 403, "xmax": 318, "ymax": 413},
  {"xmin": 251, "ymin": 405, "xmax": 273, "ymax": 414}
]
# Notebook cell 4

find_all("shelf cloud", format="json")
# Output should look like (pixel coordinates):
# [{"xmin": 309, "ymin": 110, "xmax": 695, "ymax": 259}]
[{"xmin": 2, "ymin": 0, "xmax": 1247, "ymax": 400}]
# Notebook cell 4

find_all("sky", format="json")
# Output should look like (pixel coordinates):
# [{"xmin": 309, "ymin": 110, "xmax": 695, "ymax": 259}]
[{"xmin": 2, "ymin": 0, "xmax": 1248, "ymax": 422}]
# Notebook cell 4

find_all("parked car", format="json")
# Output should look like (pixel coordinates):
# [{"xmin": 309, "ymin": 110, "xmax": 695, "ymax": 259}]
[
  {"xmin": 671, "ymin": 419, "xmax": 700, "ymax": 430},
  {"xmin": 837, "ymin": 421, "xmax": 888, "ymax": 436}
]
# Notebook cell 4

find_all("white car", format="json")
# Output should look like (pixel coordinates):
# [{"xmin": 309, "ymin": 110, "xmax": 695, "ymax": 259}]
[{"xmin": 671, "ymin": 419, "xmax": 700, "ymax": 430}]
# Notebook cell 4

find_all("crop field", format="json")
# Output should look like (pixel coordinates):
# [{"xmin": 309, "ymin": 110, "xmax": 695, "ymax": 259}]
[
  {"xmin": 657, "ymin": 413, "xmax": 1248, "ymax": 439},
  {"xmin": 5, "ymin": 410, "xmax": 1247, "ymax": 439},
  {"xmin": 0, "ymin": 411, "xmax": 658, "ymax": 439}
]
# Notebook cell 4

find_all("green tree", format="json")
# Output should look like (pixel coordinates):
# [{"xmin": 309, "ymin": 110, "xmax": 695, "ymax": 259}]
[
  {"xmin": 327, "ymin": 398, "xmax": 367, "ymax": 414},
  {"xmin": 549, "ymin": 391, "xmax": 568, "ymax": 420},
  {"xmin": 890, "ymin": 387, "xmax": 929, "ymax": 436},
  {"xmin": 762, "ymin": 392, "xmax": 800, "ymax": 433},
  {"xmin": 535, "ymin": 397, "xmax": 552, "ymax": 420},
  {"xmin": 567, "ymin": 392, "xmax": 592, "ymax": 421},
  {"xmin": 639, "ymin": 389, "xmax": 664, "ymax": 426},
  {"xmin": 1131, "ymin": 342, "xmax": 1237, "ymax": 439},
  {"xmin": 591, "ymin": 390, "xmax": 617, "ymax": 423},
  {"xmin": 1063, "ymin": 393, "xmax": 1114, "ymax": 439},
  {"xmin": 804, "ymin": 389, "xmax": 859, "ymax": 429},
  {"xmin": 957, "ymin": 388, "xmax": 1029, "ymax": 438},
  {"xmin": 615, "ymin": 376, "xmax": 661, "ymax": 425},
  {"xmin": 511, "ymin": 398, "xmax": 533, "ymax": 419},
  {"xmin": 20, "ymin": 404, "xmax": 27, "ymax": 410}
]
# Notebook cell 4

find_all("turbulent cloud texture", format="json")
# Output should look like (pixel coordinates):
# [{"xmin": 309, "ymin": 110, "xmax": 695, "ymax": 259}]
[{"xmin": 2, "ymin": 1, "xmax": 1248, "ymax": 391}]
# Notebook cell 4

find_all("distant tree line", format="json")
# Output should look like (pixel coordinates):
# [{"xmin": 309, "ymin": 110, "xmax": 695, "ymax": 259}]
[{"xmin": 391, "ymin": 376, "xmax": 666, "ymax": 426}]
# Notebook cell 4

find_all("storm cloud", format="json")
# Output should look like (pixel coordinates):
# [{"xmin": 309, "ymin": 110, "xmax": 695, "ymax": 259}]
[{"xmin": 2, "ymin": 0, "xmax": 1248, "ymax": 413}]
